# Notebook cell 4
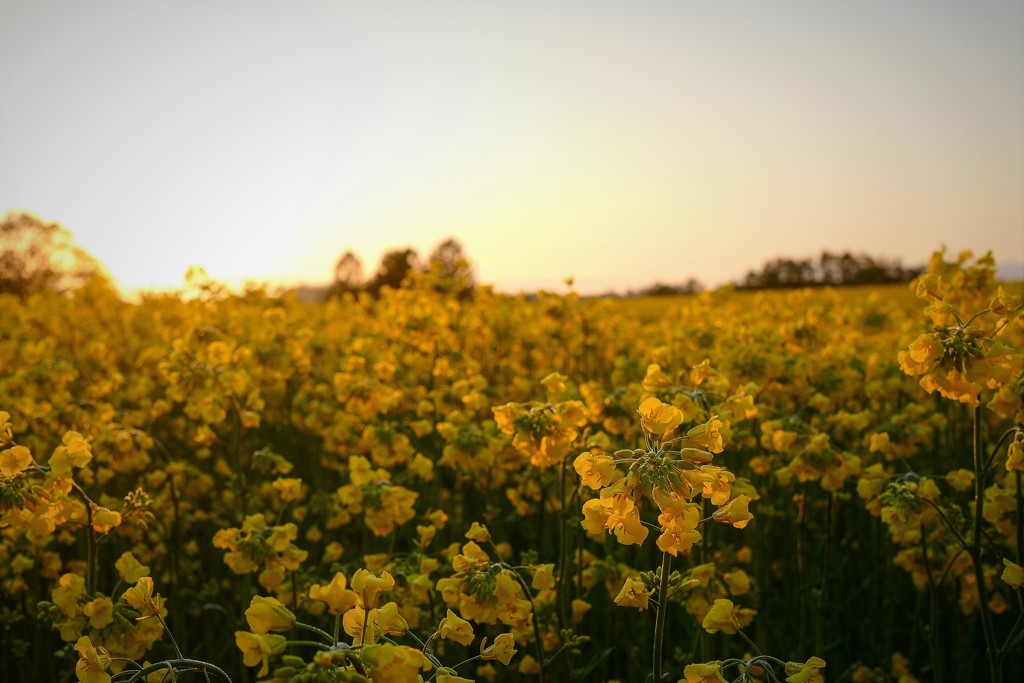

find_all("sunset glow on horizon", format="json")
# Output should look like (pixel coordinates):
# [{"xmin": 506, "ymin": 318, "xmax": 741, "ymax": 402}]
[{"xmin": 1, "ymin": 0, "xmax": 1021, "ymax": 296}]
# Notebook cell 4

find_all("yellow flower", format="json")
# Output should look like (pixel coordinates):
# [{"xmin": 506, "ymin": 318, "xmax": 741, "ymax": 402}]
[
  {"xmin": 74, "ymin": 636, "xmax": 111, "ymax": 683},
  {"xmin": 685, "ymin": 416, "xmax": 725, "ymax": 454},
  {"xmin": 83, "ymin": 596, "xmax": 114, "ymax": 630},
  {"xmin": 946, "ymin": 469, "xmax": 974, "ymax": 492},
  {"xmin": 351, "ymin": 569, "xmax": 395, "ymax": 609},
  {"xmin": 641, "ymin": 364, "xmax": 673, "ymax": 392},
  {"xmin": 785, "ymin": 656, "xmax": 826, "ymax": 683},
  {"xmin": 683, "ymin": 661, "xmax": 728, "ymax": 683},
  {"xmin": 656, "ymin": 501, "xmax": 702, "ymax": 556},
  {"xmin": 266, "ymin": 523, "xmax": 298, "ymax": 552},
  {"xmin": 1007, "ymin": 436, "xmax": 1024, "ymax": 472},
  {"xmin": 91, "ymin": 507, "xmax": 122, "ymax": 534},
  {"xmin": 573, "ymin": 449, "xmax": 618, "ymax": 489},
  {"xmin": 602, "ymin": 492, "xmax": 650, "ymax": 546},
  {"xmin": 309, "ymin": 572, "xmax": 360, "ymax": 615},
  {"xmin": 723, "ymin": 570, "xmax": 752, "ymax": 596},
  {"xmin": 360, "ymin": 643, "xmax": 431, "ymax": 683},
  {"xmin": 581, "ymin": 498, "xmax": 612, "ymax": 537},
  {"xmin": 245, "ymin": 595, "xmax": 296, "ymax": 633},
  {"xmin": 614, "ymin": 577, "xmax": 649, "ymax": 610},
  {"xmin": 702, "ymin": 599, "xmax": 739, "ymax": 634},
  {"xmin": 374, "ymin": 601, "xmax": 409, "ymax": 637},
  {"xmin": 1002, "ymin": 558, "xmax": 1024, "ymax": 589},
  {"xmin": 452, "ymin": 541, "xmax": 491, "ymax": 572},
  {"xmin": 480, "ymin": 633, "xmax": 517, "ymax": 665},
  {"xmin": 49, "ymin": 431, "xmax": 92, "ymax": 476},
  {"xmin": 712, "ymin": 495, "xmax": 754, "ymax": 529},
  {"xmin": 898, "ymin": 334, "xmax": 942, "ymax": 376},
  {"xmin": 235, "ymin": 631, "xmax": 286, "ymax": 677},
  {"xmin": 571, "ymin": 598, "xmax": 591, "ymax": 624},
  {"xmin": 0, "ymin": 410, "xmax": 11, "ymax": 446},
  {"xmin": 531, "ymin": 564, "xmax": 555, "ymax": 590},
  {"xmin": 518, "ymin": 655, "xmax": 541, "ymax": 675},
  {"xmin": 0, "ymin": 445, "xmax": 32, "ymax": 477},
  {"xmin": 343, "ymin": 606, "xmax": 378, "ymax": 646},
  {"xmin": 342, "ymin": 603, "xmax": 406, "ymax": 647},
  {"xmin": 438, "ymin": 608, "xmax": 475, "ymax": 646},
  {"xmin": 52, "ymin": 573, "xmax": 86, "ymax": 616},
  {"xmin": 638, "ymin": 397, "xmax": 684, "ymax": 437},
  {"xmin": 271, "ymin": 477, "xmax": 304, "ymax": 502},
  {"xmin": 437, "ymin": 672, "xmax": 475, "ymax": 683},
  {"xmin": 114, "ymin": 552, "xmax": 150, "ymax": 584},
  {"xmin": 491, "ymin": 403, "xmax": 519, "ymax": 435},
  {"xmin": 540, "ymin": 371, "xmax": 569, "ymax": 396},
  {"xmin": 868, "ymin": 432, "xmax": 891, "ymax": 455},
  {"xmin": 122, "ymin": 577, "xmax": 165, "ymax": 620},
  {"xmin": 464, "ymin": 521, "xmax": 491, "ymax": 543}
]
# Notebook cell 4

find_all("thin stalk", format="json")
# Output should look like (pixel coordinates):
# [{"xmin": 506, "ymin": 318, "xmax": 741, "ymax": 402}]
[
  {"xmin": 556, "ymin": 455, "xmax": 568, "ymax": 633},
  {"xmin": 982, "ymin": 427, "xmax": 1019, "ymax": 474},
  {"xmin": 735, "ymin": 627, "xmax": 761, "ymax": 657},
  {"xmin": 918, "ymin": 498, "xmax": 971, "ymax": 550},
  {"xmin": 920, "ymin": 524, "xmax": 942, "ymax": 683},
  {"xmin": 120, "ymin": 660, "xmax": 232, "ymax": 683},
  {"xmin": 294, "ymin": 622, "xmax": 334, "ymax": 643},
  {"xmin": 69, "ymin": 484, "xmax": 97, "ymax": 594},
  {"xmin": 284, "ymin": 640, "xmax": 332, "ymax": 650},
  {"xmin": 509, "ymin": 569, "xmax": 547, "ymax": 683},
  {"xmin": 1016, "ymin": 470, "xmax": 1022, "ymax": 567},
  {"xmin": 652, "ymin": 551, "xmax": 672, "ymax": 682},
  {"xmin": 970, "ymin": 405, "xmax": 1000, "ymax": 683},
  {"xmin": 815, "ymin": 491, "xmax": 833, "ymax": 658},
  {"xmin": 154, "ymin": 612, "xmax": 184, "ymax": 660}
]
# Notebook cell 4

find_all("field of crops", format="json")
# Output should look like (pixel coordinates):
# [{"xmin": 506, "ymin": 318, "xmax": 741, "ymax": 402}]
[{"xmin": 1, "ymin": 249, "xmax": 1021, "ymax": 683}]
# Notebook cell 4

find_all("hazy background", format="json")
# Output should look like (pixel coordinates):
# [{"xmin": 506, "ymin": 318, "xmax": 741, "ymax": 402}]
[{"xmin": 1, "ymin": 0, "xmax": 1021, "ymax": 295}]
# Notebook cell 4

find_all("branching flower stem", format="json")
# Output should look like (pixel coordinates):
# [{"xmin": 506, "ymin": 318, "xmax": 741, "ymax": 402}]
[
  {"xmin": 652, "ymin": 551, "xmax": 672, "ymax": 682},
  {"xmin": 970, "ymin": 406, "xmax": 1000, "ymax": 683}
]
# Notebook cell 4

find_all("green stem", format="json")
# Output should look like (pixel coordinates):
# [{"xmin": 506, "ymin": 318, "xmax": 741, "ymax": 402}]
[
  {"xmin": 118, "ymin": 659, "xmax": 232, "ymax": 682},
  {"xmin": 815, "ymin": 491, "xmax": 832, "ymax": 658},
  {"xmin": 69, "ymin": 484, "xmax": 97, "ymax": 595},
  {"xmin": 982, "ymin": 427, "xmax": 1019, "ymax": 474},
  {"xmin": 154, "ymin": 612, "xmax": 184, "ymax": 660},
  {"xmin": 970, "ymin": 405, "xmax": 1000, "ymax": 683},
  {"xmin": 652, "ymin": 551, "xmax": 672, "ymax": 683},
  {"xmin": 920, "ymin": 524, "xmax": 942, "ymax": 683},
  {"xmin": 556, "ymin": 455, "xmax": 568, "ymax": 633},
  {"xmin": 506, "ymin": 566, "xmax": 547, "ymax": 683},
  {"xmin": 735, "ymin": 627, "xmax": 761, "ymax": 657},
  {"xmin": 1016, "ymin": 470, "xmax": 1022, "ymax": 567},
  {"xmin": 294, "ymin": 622, "xmax": 334, "ymax": 643},
  {"xmin": 284, "ymin": 640, "xmax": 332, "ymax": 650},
  {"xmin": 918, "ymin": 498, "xmax": 971, "ymax": 550}
]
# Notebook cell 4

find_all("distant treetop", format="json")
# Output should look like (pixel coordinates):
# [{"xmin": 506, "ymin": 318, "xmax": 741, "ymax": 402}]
[
  {"xmin": 0, "ymin": 211, "xmax": 110, "ymax": 298},
  {"xmin": 739, "ymin": 251, "xmax": 922, "ymax": 290},
  {"xmin": 328, "ymin": 237, "xmax": 475, "ymax": 300}
]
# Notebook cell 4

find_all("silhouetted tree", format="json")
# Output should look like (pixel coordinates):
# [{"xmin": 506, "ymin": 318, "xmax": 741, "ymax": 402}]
[
  {"xmin": 742, "ymin": 251, "xmax": 921, "ymax": 289},
  {"xmin": 0, "ymin": 211, "xmax": 108, "ymax": 298},
  {"xmin": 427, "ymin": 237, "xmax": 475, "ymax": 296},
  {"xmin": 366, "ymin": 248, "xmax": 420, "ymax": 296},
  {"xmin": 327, "ymin": 249, "xmax": 364, "ymax": 299},
  {"xmin": 744, "ymin": 257, "xmax": 814, "ymax": 288},
  {"xmin": 635, "ymin": 277, "xmax": 704, "ymax": 296}
]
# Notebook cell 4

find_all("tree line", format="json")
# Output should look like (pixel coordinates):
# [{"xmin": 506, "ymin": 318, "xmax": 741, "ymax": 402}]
[
  {"xmin": 1, "ymin": 211, "xmax": 926, "ymax": 300},
  {"xmin": 737, "ymin": 251, "xmax": 922, "ymax": 290},
  {"xmin": 327, "ymin": 237, "xmax": 475, "ymax": 299}
]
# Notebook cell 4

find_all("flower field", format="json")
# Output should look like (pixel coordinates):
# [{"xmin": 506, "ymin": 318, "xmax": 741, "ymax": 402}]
[{"xmin": 1, "ymin": 249, "xmax": 1021, "ymax": 683}]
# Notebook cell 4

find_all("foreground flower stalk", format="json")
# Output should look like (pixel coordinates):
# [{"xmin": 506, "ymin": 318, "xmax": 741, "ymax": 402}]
[{"xmin": 652, "ymin": 551, "xmax": 671, "ymax": 682}]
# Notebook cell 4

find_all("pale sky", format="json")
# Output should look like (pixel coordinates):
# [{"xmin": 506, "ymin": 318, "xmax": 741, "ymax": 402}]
[{"xmin": 1, "ymin": 0, "xmax": 1022, "ymax": 295}]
